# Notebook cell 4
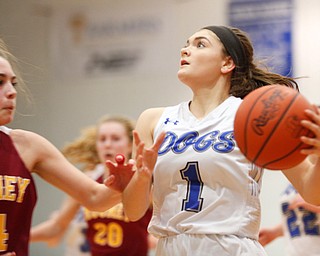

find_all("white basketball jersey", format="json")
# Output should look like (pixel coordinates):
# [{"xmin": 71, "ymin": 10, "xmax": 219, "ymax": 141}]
[
  {"xmin": 64, "ymin": 165, "xmax": 104, "ymax": 256},
  {"xmin": 149, "ymin": 96, "xmax": 264, "ymax": 240},
  {"xmin": 64, "ymin": 209, "xmax": 90, "ymax": 256},
  {"xmin": 280, "ymin": 184, "xmax": 320, "ymax": 256}
]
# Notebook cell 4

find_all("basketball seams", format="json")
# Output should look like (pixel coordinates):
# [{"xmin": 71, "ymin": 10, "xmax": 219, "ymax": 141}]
[
  {"xmin": 234, "ymin": 85, "xmax": 312, "ymax": 170},
  {"xmin": 242, "ymin": 86, "xmax": 276, "ymax": 157},
  {"xmin": 252, "ymin": 91, "xmax": 300, "ymax": 164},
  {"xmin": 265, "ymin": 128, "xmax": 316, "ymax": 169},
  {"xmin": 262, "ymin": 141, "xmax": 304, "ymax": 169}
]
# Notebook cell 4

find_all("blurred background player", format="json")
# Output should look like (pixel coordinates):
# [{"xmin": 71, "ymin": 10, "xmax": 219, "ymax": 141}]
[
  {"xmin": 259, "ymin": 183, "xmax": 320, "ymax": 256},
  {"xmin": 37, "ymin": 126, "xmax": 98, "ymax": 256},
  {"xmin": 31, "ymin": 115, "xmax": 157, "ymax": 256}
]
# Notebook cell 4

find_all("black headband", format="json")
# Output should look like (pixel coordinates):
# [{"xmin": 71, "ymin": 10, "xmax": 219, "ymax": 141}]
[{"xmin": 202, "ymin": 26, "xmax": 248, "ymax": 71}]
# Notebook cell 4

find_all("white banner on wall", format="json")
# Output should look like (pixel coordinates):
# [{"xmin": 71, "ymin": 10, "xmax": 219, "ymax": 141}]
[{"xmin": 50, "ymin": 4, "xmax": 176, "ymax": 80}]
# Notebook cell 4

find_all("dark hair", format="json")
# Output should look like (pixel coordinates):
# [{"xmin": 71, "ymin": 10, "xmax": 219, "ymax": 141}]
[{"xmin": 202, "ymin": 26, "xmax": 298, "ymax": 99}]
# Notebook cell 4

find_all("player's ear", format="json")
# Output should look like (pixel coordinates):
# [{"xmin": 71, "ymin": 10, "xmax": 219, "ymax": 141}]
[{"xmin": 221, "ymin": 56, "xmax": 235, "ymax": 74}]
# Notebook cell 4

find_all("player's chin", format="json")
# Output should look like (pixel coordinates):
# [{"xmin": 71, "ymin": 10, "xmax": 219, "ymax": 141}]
[
  {"xmin": 0, "ymin": 113, "xmax": 14, "ymax": 125},
  {"xmin": 177, "ymin": 69, "xmax": 188, "ymax": 80}
]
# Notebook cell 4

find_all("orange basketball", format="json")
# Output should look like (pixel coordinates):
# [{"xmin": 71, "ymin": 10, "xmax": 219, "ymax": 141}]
[{"xmin": 234, "ymin": 84, "xmax": 314, "ymax": 170}]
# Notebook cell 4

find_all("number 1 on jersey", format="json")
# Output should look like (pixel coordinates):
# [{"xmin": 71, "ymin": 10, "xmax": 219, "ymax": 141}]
[{"xmin": 180, "ymin": 161, "xmax": 204, "ymax": 212}]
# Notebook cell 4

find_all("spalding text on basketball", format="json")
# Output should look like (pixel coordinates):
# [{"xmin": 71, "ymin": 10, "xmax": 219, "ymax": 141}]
[{"xmin": 252, "ymin": 89, "xmax": 287, "ymax": 135}]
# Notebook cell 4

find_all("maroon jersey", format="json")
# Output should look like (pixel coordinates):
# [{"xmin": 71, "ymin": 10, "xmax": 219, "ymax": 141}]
[
  {"xmin": 84, "ymin": 174, "xmax": 152, "ymax": 256},
  {"xmin": 0, "ymin": 127, "xmax": 37, "ymax": 255}
]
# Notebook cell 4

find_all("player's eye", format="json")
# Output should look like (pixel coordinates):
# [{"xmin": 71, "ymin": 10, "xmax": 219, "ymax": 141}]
[
  {"xmin": 197, "ymin": 41, "xmax": 205, "ymax": 48},
  {"xmin": 12, "ymin": 80, "xmax": 18, "ymax": 87}
]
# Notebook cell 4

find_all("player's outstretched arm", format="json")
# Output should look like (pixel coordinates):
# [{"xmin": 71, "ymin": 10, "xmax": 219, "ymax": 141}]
[
  {"xmin": 284, "ymin": 105, "xmax": 320, "ymax": 205},
  {"xmin": 117, "ymin": 108, "xmax": 165, "ymax": 221},
  {"xmin": 13, "ymin": 129, "xmax": 121, "ymax": 212},
  {"xmin": 30, "ymin": 196, "xmax": 80, "ymax": 245},
  {"xmin": 122, "ymin": 130, "xmax": 165, "ymax": 221}
]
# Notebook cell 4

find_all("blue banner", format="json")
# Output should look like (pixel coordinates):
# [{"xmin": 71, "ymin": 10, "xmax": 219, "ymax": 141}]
[{"xmin": 228, "ymin": 0, "xmax": 293, "ymax": 76}]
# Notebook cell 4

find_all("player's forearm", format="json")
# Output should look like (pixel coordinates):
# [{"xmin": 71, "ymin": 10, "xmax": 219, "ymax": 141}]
[
  {"xmin": 84, "ymin": 184, "xmax": 122, "ymax": 212},
  {"xmin": 299, "ymin": 164, "xmax": 320, "ymax": 205},
  {"xmin": 301, "ymin": 202, "xmax": 320, "ymax": 213},
  {"xmin": 122, "ymin": 173, "xmax": 152, "ymax": 221},
  {"xmin": 30, "ymin": 219, "xmax": 63, "ymax": 243},
  {"xmin": 273, "ymin": 223, "xmax": 284, "ymax": 238},
  {"xmin": 285, "ymin": 160, "xmax": 320, "ymax": 206}
]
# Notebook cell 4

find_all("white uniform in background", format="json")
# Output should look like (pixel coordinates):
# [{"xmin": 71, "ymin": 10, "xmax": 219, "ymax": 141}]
[
  {"xmin": 64, "ymin": 208, "xmax": 90, "ymax": 256},
  {"xmin": 280, "ymin": 184, "xmax": 320, "ymax": 256},
  {"xmin": 150, "ymin": 97, "xmax": 266, "ymax": 256},
  {"xmin": 64, "ymin": 165, "xmax": 104, "ymax": 256}
]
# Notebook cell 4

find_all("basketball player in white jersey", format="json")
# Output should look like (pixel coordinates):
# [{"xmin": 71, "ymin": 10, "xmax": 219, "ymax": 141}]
[
  {"xmin": 259, "ymin": 183, "xmax": 320, "ymax": 256},
  {"xmin": 107, "ymin": 25, "xmax": 320, "ymax": 256}
]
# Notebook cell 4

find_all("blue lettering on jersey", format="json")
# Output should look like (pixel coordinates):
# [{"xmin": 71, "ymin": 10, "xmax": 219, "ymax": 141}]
[
  {"xmin": 158, "ymin": 130, "xmax": 235, "ymax": 155},
  {"xmin": 282, "ymin": 183, "xmax": 296, "ymax": 196},
  {"xmin": 282, "ymin": 202, "xmax": 320, "ymax": 238},
  {"xmin": 80, "ymin": 227, "xmax": 90, "ymax": 252}
]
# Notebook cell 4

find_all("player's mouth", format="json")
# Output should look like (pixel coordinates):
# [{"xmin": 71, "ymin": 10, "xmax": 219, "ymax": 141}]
[
  {"xmin": 104, "ymin": 153, "xmax": 114, "ymax": 161},
  {"xmin": 180, "ymin": 60, "xmax": 189, "ymax": 66}
]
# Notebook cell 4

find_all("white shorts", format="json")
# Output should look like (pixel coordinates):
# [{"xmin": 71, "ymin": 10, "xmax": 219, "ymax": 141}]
[{"xmin": 155, "ymin": 233, "xmax": 267, "ymax": 256}]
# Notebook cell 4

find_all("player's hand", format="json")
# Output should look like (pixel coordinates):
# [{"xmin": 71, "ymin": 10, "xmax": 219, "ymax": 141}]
[
  {"xmin": 104, "ymin": 154, "xmax": 135, "ymax": 192},
  {"xmin": 301, "ymin": 104, "xmax": 320, "ymax": 157},
  {"xmin": 133, "ymin": 130, "xmax": 166, "ymax": 179},
  {"xmin": 258, "ymin": 227, "xmax": 279, "ymax": 246},
  {"xmin": 289, "ymin": 194, "xmax": 306, "ymax": 209}
]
